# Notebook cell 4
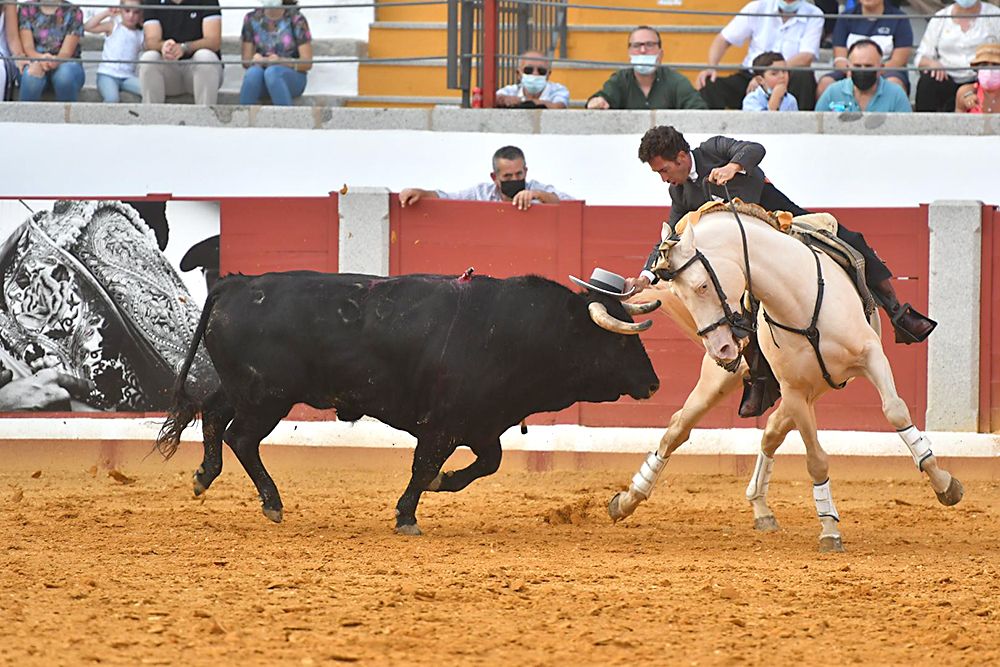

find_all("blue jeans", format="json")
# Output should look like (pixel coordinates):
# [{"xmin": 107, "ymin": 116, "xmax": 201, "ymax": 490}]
[
  {"xmin": 96, "ymin": 72, "xmax": 141, "ymax": 103},
  {"xmin": 239, "ymin": 64, "xmax": 307, "ymax": 106},
  {"xmin": 19, "ymin": 61, "xmax": 85, "ymax": 102}
]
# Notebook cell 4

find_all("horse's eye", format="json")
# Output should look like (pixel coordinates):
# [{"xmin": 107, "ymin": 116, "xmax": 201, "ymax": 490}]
[{"xmin": 698, "ymin": 283, "xmax": 709, "ymax": 293}]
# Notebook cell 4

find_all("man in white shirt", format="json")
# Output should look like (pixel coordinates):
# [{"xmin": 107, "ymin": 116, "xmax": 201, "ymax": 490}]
[
  {"xmin": 495, "ymin": 50, "xmax": 570, "ymax": 109},
  {"xmin": 696, "ymin": 0, "xmax": 824, "ymax": 110},
  {"xmin": 398, "ymin": 146, "xmax": 572, "ymax": 212}
]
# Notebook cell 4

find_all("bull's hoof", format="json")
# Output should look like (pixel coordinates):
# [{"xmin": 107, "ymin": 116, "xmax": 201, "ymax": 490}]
[
  {"xmin": 935, "ymin": 477, "xmax": 964, "ymax": 507},
  {"xmin": 395, "ymin": 523, "xmax": 423, "ymax": 536},
  {"xmin": 753, "ymin": 515, "xmax": 780, "ymax": 532},
  {"xmin": 192, "ymin": 469, "xmax": 207, "ymax": 497},
  {"xmin": 262, "ymin": 507, "xmax": 283, "ymax": 524},
  {"xmin": 818, "ymin": 535, "xmax": 844, "ymax": 553}
]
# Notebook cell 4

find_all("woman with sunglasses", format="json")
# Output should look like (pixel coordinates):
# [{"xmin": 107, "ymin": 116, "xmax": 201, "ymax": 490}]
[
  {"xmin": 84, "ymin": 0, "xmax": 144, "ymax": 102},
  {"xmin": 495, "ymin": 50, "xmax": 568, "ymax": 109}
]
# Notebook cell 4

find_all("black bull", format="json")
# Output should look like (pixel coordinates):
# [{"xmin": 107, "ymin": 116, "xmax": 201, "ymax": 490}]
[{"xmin": 158, "ymin": 271, "xmax": 660, "ymax": 534}]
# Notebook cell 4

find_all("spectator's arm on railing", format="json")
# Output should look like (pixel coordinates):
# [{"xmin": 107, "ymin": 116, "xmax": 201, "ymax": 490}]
[
  {"xmin": 696, "ymin": 33, "xmax": 729, "ymax": 90},
  {"xmin": 586, "ymin": 70, "xmax": 624, "ymax": 110},
  {"xmin": 915, "ymin": 12, "xmax": 945, "ymax": 81},
  {"xmin": 399, "ymin": 189, "xmax": 440, "ymax": 207}
]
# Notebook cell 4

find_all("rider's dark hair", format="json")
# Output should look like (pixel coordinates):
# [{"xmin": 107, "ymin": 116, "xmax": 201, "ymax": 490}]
[{"xmin": 638, "ymin": 126, "xmax": 690, "ymax": 164}]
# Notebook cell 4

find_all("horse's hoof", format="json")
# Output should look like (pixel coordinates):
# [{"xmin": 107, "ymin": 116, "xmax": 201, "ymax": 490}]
[
  {"xmin": 607, "ymin": 492, "xmax": 627, "ymax": 523},
  {"xmin": 935, "ymin": 477, "xmax": 964, "ymax": 507},
  {"xmin": 262, "ymin": 507, "xmax": 283, "ymax": 524},
  {"xmin": 753, "ymin": 515, "xmax": 780, "ymax": 532},
  {"xmin": 395, "ymin": 523, "xmax": 423, "ymax": 536},
  {"xmin": 818, "ymin": 535, "xmax": 844, "ymax": 553}
]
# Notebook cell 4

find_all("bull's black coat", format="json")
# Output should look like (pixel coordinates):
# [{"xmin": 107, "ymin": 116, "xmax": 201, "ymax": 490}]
[{"xmin": 160, "ymin": 271, "xmax": 658, "ymax": 533}]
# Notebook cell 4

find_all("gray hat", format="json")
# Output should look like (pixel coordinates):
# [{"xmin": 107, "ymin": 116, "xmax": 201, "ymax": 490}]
[{"xmin": 569, "ymin": 267, "xmax": 637, "ymax": 298}]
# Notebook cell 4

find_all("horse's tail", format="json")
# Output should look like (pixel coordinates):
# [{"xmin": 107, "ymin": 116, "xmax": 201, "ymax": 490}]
[
  {"xmin": 156, "ymin": 287, "xmax": 220, "ymax": 459},
  {"xmin": 652, "ymin": 287, "xmax": 701, "ymax": 346}
]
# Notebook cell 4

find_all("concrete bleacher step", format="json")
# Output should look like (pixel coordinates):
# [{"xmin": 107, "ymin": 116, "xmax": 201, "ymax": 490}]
[{"xmin": 564, "ymin": 0, "xmax": 749, "ymax": 26}]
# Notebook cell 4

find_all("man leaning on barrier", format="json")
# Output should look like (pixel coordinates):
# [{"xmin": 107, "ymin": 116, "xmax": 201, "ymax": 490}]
[
  {"xmin": 586, "ymin": 25, "xmax": 707, "ymax": 110},
  {"xmin": 495, "ymin": 50, "xmax": 569, "ymax": 109},
  {"xmin": 398, "ymin": 145, "xmax": 572, "ymax": 212},
  {"xmin": 139, "ymin": 0, "xmax": 223, "ymax": 104}
]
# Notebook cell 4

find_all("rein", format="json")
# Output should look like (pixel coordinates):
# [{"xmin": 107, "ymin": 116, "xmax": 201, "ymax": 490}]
[{"xmin": 659, "ymin": 182, "xmax": 844, "ymax": 390}]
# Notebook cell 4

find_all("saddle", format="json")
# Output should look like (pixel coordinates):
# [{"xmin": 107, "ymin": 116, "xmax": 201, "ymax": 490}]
[{"xmin": 673, "ymin": 200, "xmax": 876, "ymax": 322}]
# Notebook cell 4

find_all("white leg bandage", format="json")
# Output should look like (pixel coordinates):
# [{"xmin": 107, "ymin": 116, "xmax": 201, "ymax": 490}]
[
  {"xmin": 898, "ymin": 425, "xmax": 934, "ymax": 472},
  {"xmin": 745, "ymin": 452, "xmax": 775, "ymax": 502},
  {"xmin": 813, "ymin": 479, "xmax": 840, "ymax": 522},
  {"xmin": 631, "ymin": 451, "xmax": 669, "ymax": 500}
]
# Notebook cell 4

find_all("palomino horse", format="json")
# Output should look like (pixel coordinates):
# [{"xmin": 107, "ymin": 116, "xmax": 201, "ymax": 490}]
[{"xmin": 607, "ymin": 209, "xmax": 963, "ymax": 552}]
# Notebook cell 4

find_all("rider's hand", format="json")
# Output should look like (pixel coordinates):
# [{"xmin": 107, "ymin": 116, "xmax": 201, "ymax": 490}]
[
  {"xmin": 624, "ymin": 275, "xmax": 651, "ymax": 294},
  {"xmin": 708, "ymin": 163, "xmax": 741, "ymax": 186}
]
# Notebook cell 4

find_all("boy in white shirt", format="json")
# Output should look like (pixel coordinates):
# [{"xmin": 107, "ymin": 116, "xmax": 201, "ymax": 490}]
[{"xmin": 742, "ymin": 51, "xmax": 799, "ymax": 110}]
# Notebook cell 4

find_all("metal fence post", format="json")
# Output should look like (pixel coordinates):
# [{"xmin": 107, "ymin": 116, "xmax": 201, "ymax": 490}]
[{"xmin": 482, "ymin": 0, "xmax": 499, "ymax": 108}]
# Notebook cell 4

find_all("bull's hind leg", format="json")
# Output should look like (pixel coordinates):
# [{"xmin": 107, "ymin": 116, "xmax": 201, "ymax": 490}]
[
  {"xmin": 747, "ymin": 402, "xmax": 795, "ymax": 532},
  {"xmin": 609, "ymin": 355, "xmax": 744, "ymax": 522},
  {"xmin": 193, "ymin": 393, "xmax": 235, "ymax": 497},
  {"xmin": 225, "ymin": 407, "xmax": 288, "ymax": 523},
  {"xmin": 428, "ymin": 438, "xmax": 501, "ymax": 493},
  {"xmin": 861, "ymin": 343, "xmax": 963, "ymax": 505},
  {"xmin": 395, "ymin": 436, "xmax": 456, "ymax": 536}
]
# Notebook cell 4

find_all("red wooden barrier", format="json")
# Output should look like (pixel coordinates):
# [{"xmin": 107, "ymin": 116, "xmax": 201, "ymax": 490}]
[
  {"xmin": 220, "ymin": 195, "xmax": 338, "ymax": 275},
  {"xmin": 390, "ymin": 199, "xmax": 931, "ymax": 431}
]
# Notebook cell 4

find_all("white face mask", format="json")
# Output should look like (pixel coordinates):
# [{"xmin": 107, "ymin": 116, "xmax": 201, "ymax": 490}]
[
  {"xmin": 521, "ymin": 73, "xmax": 547, "ymax": 94},
  {"xmin": 954, "ymin": 0, "xmax": 978, "ymax": 8},
  {"xmin": 261, "ymin": 0, "xmax": 282, "ymax": 8},
  {"xmin": 777, "ymin": 0, "xmax": 802, "ymax": 12},
  {"xmin": 631, "ymin": 54, "xmax": 658, "ymax": 75}
]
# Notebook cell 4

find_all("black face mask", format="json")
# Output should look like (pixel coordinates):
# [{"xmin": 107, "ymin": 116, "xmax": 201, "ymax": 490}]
[
  {"xmin": 499, "ymin": 179, "xmax": 526, "ymax": 199},
  {"xmin": 852, "ymin": 69, "xmax": 878, "ymax": 92}
]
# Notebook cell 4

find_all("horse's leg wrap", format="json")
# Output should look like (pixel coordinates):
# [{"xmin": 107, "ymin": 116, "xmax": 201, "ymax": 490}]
[
  {"xmin": 631, "ymin": 451, "xmax": 669, "ymax": 500},
  {"xmin": 897, "ymin": 425, "xmax": 934, "ymax": 472},
  {"xmin": 745, "ymin": 452, "xmax": 774, "ymax": 501},
  {"xmin": 813, "ymin": 478, "xmax": 840, "ymax": 523}
]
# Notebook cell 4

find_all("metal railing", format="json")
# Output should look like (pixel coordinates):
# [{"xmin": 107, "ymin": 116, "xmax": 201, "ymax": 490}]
[{"xmin": 447, "ymin": 0, "xmax": 568, "ymax": 108}]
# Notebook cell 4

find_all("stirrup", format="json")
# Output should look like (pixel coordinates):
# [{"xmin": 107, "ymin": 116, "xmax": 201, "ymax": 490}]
[{"xmin": 890, "ymin": 302, "xmax": 937, "ymax": 344}]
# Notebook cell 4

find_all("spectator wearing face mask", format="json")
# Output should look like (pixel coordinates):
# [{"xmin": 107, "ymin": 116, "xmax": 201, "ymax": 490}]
[
  {"xmin": 742, "ymin": 51, "xmax": 799, "ymax": 110},
  {"xmin": 696, "ymin": 0, "xmax": 823, "ymax": 110},
  {"xmin": 397, "ymin": 145, "xmax": 572, "ymax": 212},
  {"xmin": 495, "ymin": 50, "xmax": 568, "ymax": 109},
  {"xmin": 816, "ymin": 38, "xmax": 912, "ymax": 111},
  {"xmin": 915, "ymin": 0, "xmax": 1000, "ymax": 111},
  {"xmin": 955, "ymin": 42, "xmax": 1000, "ymax": 112},
  {"xmin": 585, "ymin": 25, "xmax": 706, "ymax": 110}
]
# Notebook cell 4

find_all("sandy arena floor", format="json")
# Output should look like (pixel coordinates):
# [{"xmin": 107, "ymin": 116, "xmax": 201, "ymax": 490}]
[{"xmin": 1, "ymin": 443, "xmax": 998, "ymax": 666}]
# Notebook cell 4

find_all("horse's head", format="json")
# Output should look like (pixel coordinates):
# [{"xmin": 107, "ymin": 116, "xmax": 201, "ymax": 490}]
[{"xmin": 653, "ymin": 220, "xmax": 746, "ymax": 367}]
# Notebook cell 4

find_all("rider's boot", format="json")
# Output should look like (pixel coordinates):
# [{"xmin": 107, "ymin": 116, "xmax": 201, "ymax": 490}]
[
  {"xmin": 870, "ymin": 278, "xmax": 937, "ymax": 344},
  {"xmin": 738, "ymin": 334, "xmax": 782, "ymax": 418}
]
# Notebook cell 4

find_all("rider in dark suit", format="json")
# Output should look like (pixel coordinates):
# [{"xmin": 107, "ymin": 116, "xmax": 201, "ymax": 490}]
[{"xmin": 626, "ymin": 127, "xmax": 935, "ymax": 417}]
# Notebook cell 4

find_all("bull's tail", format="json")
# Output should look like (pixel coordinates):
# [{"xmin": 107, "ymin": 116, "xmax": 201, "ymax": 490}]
[{"xmin": 156, "ymin": 288, "xmax": 220, "ymax": 459}]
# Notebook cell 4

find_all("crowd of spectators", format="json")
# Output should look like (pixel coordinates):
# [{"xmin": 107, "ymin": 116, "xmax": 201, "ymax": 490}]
[
  {"xmin": 0, "ymin": 0, "xmax": 313, "ymax": 104},
  {"xmin": 1, "ymin": 0, "xmax": 999, "ymax": 111}
]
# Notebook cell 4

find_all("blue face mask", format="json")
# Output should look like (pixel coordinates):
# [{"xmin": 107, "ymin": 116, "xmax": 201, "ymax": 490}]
[
  {"xmin": 521, "ymin": 73, "xmax": 547, "ymax": 95},
  {"xmin": 777, "ymin": 0, "xmax": 802, "ymax": 12},
  {"xmin": 954, "ymin": 0, "xmax": 978, "ymax": 8}
]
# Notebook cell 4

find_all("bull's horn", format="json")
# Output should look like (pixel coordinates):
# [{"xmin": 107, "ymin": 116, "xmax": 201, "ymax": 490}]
[
  {"xmin": 588, "ymin": 302, "xmax": 653, "ymax": 335},
  {"xmin": 623, "ymin": 300, "xmax": 661, "ymax": 316}
]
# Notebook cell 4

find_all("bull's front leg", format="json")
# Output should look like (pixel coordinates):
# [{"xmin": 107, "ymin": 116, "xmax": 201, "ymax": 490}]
[
  {"xmin": 395, "ymin": 436, "xmax": 455, "ymax": 536},
  {"xmin": 427, "ymin": 439, "xmax": 501, "ymax": 493}
]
